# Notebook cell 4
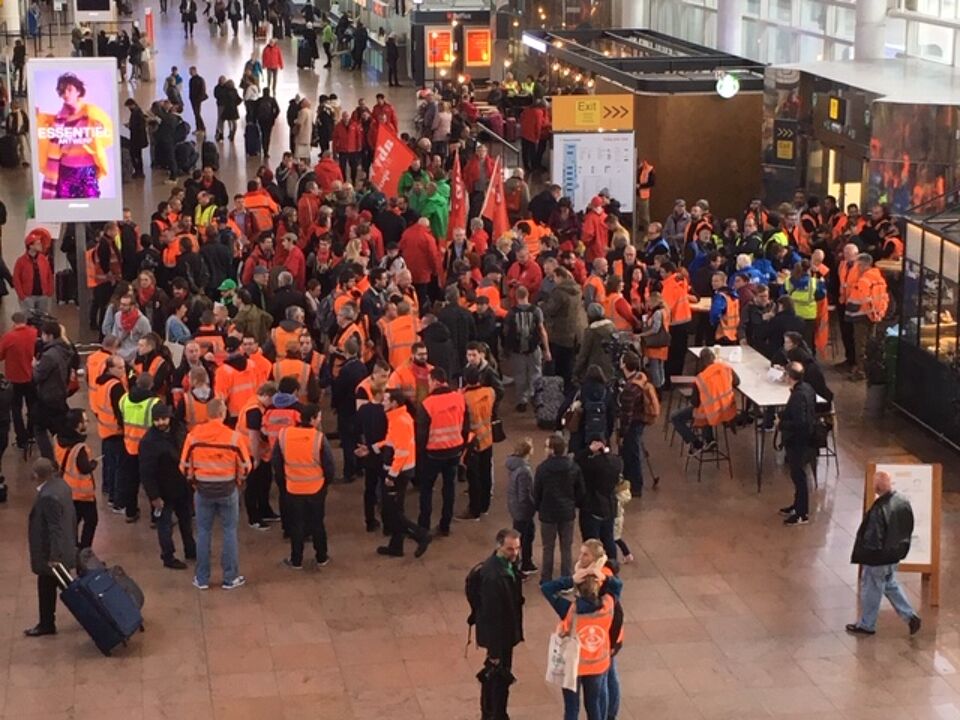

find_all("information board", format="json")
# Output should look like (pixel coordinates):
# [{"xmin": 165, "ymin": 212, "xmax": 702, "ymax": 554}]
[
  {"xmin": 425, "ymin": 28, "xmax": 453, "ymax": 68},
  {"xmin": 464, "ymin": 28, "xmax": 491, "ymax": 67},
  {"xmin": 551, "ymin": 132, "xmax": 636, "ymax": 213}
]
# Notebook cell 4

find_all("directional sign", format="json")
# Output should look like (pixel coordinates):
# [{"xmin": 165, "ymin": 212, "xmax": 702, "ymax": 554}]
[
  {"xmin": 552, "ymin": 94, "xmax": 635, "ymax": 132},
  {"xmin": 772, "ymin": 119, "xmax": 798, "ymax": 167}
]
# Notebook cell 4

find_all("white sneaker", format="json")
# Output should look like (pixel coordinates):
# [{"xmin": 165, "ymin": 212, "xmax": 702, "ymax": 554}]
[
  {"xmin": 192, "ymin": 577, "xmax": 209, "ymax": 590},
  {"xmin": 222, "ymin": 576, "xmax": 246, "ymax": 590}
]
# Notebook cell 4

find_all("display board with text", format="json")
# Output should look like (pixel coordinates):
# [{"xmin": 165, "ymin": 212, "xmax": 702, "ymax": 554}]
[{"xmin": 551, "ymin": 132, "xmax": 636, "ymax": 213}]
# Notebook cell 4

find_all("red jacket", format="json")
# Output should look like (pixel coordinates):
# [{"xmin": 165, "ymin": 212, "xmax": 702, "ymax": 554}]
[
  {"xmin": 464, "ymin": 155, "xmax": 497, "ymax": 192},
  {"xmin": 296, "ymin": 193, "xmax": 322, "ymax": 246},
  {"xmin": 241, "ymin": 247, "xmax": 273, "ymax": 285},
  {"xmin": 314, "ymin": 157, "xmax": 344, "ymax": 193},
  {"xmin": 13, "ymin": 251, "xmax": 53, "ymax": 301},
  {"xmin": 399, "ymin": 222, "xmax": 441, "ymax": 284},
  {"xmin": 0, "ymin": 324, "xmax": 39, "ymax": 382},
  {"xmin": 262, "ymin": 43, "xmax": 284, "ymax": 70},
  {"xmin": 582, "ymin": 210, "xmax": 609, "ymax": 263},
  {"xmin": 372, "ymin": 102, "xmax": 398, "ymax": 132},
  {"xmin": 520, "ymin": 106, "xmax": 546, "ymax": 144},
  {"xmin": 281, "ymin": 244, "xmax": 307, "ymax": 290},
  {"xmin": 506, "ymin": 259, "xmax": 543, "ymax": 305},
  {"xmin": 332, "ymin": 119, "xmax": 363, "ymax": 154}
]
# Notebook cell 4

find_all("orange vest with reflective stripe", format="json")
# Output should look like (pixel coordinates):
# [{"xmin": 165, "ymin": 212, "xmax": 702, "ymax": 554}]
[
  {"xmin": 247, "ymin": 351, "xmax": 273, "ymax": 385},
  {"xmin": 195, "ymin": 327, "xmax": 226, "ymax": 358},
  {"xmin": 476, "ymin": 285, "xmax": 507, "ymax": 318},
  {"xmin": 85, "ymin": 349, "xmax": 112, "ymax": 390},
  {"xmin": 422, "ymin": 389, "xmax": 466, "ymax": 451},
  {"xmin": 262, "ymin": 406, "xmax": 301, "ymax": 453},
  {"xmin": 273, "ymin": 358, "xmax": 311, "ymax": 401},
  {"xmin": 218, "ymin": 363, "xmax": 258, "ymax": 415},
  {"xmin": 237, "ymin": 398, "xmax": 271, "ymax": 461},
  {"xmin": 662, "ymin": 274, "xmax": 692, "ymax": 324},
  {"xmin": 85, "ymin": 247, "xmax": 106, "ymax": 289},
  {"xmin": 838, "ymin": 260, "xmax": 861, "ymax": 305},
  {"xmin": 883, "ymin": 237, "xmax": 904, "ymax": 261},
  {"xmin": 814, "ymin": 266, "xmax": 830, "ymax": 352},
  {"xmin": 848, "ymin": 267, "xmax": 888, "ymax": 322},
  {"xmin": 183, "ymin": 394, "xmax": 212, "ymax": 430},
  {"xmin": 693, "ymin": 362, "xmax": 737, "ymax": 427},
  {"xmin": 638, "ymin": 161, "xmax": 654, "ymax": 200},
  {"xmin": 462, "ymin": 385, "xmax": 495, "ymax": 451},
  {"xmin": 385, "ymin": 315, "xmax": 418, "ymax": 370},
  {"xmin": 91, "ymin": 378, "xmax": 123, "ymax": 439},
  {"xmin": 584, "ymin": 275, "xmax": 606, "ymax": 306},
  {"xmin": 603, "ymin": 292, "xmax": 633, "ymax": 332},
  {"xmin": 332, "ymin": 322, "xmax": 368, "ymax": 377},
  {"xmin": 401, "ymin": 286, "xmax": 420, "ymax": 318},
  {"xmin": 716, "ymin": 295, "xmax": 739, "ymax": 342},
  {"xmin": 375, "ymin": 405, "xmax": 416, "ymax": 475},
  {"xmin": 388, "ymin": 360, "xmax": 433, "ymax": 404},
  {"xmin": 559, "ymin": 594, "xmax": 615, "ymax": 677},
  {"xmin": 134, "ymin": 354, "xmax": 166, "ymax": 380},
  {"xmin": 180, "ymin": 423, "xmax": 249, "ymax": 484},
  {"xmin": 278, "ymin": 426, "xmax": 326, "ymax": 495},
  {"xmin": 272, "ymin": 325, "xmax": 304, "ymax": 355},
  {"xmin": 55, "ymin": 442, "xmax": 96, "ymax": 501}
]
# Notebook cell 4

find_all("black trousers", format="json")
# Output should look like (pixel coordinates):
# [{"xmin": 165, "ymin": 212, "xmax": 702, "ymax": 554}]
[
  {"xmin": 130, "ymin": 146, "xmax": 145, "ymax": 176},
  {"xmin": 419, "ymin": 456, "xmax": 458, "ymax": 532},
  {"xmin": 323, "ymin": 41, "xmax": 332, "ymax": 66},
  {"xmin": 191, "ymin": 99, "xmax": 205, "ymax": 131},
  {"xmin": 383, "ymin": 471, "xmax": 428, "ymax": 553},
  {"xmin": 521, "ymin": 138, "xmax": 537, "ymax": 172},
  {"xmin": 258, "ymin": 121, "xmax": 274, "ymax": 157},
  {"xmin": 466, "ymin": 446, "xmax": 493, "ymax": 516},
  {"xmin": 91, "ymin": 281, "xmax": 114, "ymax": 332},
  {"xmin": 479, "ymin": 646, "xmax": 514, "ymax": 720},
  {"xmin": 512, "ymin": 518, "xmax": 535, "ymax": 570},
  {"xmin": 244, "ymin": 461, "xmax": 273, "ymax": 524},
  {"xmin": 665, "ymin": 321, "xmax": 691, "ymax": 383},
  {"xmin": 38, "ymin": 573, "xmax": 58, "ymax": 629},
  {"xmin": 158, "ymin": 493, "xmax": 196, "ymax": 562},
  {"xmin": 287, "ymin": 488, "xmax": 328, "ymax": 565},
  {"xmin": 786, "ymin": 444, "xmax": 811, "ymax": 517},
  {"xmin": 338, "ymin": 414, "xmax": 358, "ymax": 480},
  {"xmin": 387, "ymin": 61, "xmax": 399, "ymax": 86},
  {"xmin": 547, "ymin": 342, "xmax": 576, "ymax": 393},
  {"xmin": 839, "ymin": 303, "xmax": 856, "ymax": 364},
  {"xmin": 122, "ymin": 450, "xmax": 141, "ymax": 518},
  {"xmin": 363, "ymin": 461, "xmax": 380, "ymax": 526},
  {"xmin": 74, "ymin": 500, "xmax": 98, "ymax": 550},
  {"xmin": 11, "ymin": 381, "xmax": 34, "ymax": 446},
  {"xmin": 338, "ymin": 152, "xmax": 360, "ymax": 184},
  {"xmin": 33, "ymin": 401, "xmax": 64, "ymax": 461}
]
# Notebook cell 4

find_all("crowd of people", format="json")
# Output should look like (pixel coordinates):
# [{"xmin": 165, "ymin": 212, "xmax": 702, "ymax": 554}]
[{"xmin": 0, "ymin": 29, "xmax": 925, "ymax": 717}]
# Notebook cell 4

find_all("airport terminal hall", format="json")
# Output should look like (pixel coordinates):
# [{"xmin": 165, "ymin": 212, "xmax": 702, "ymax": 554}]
[{"xmin": 6, "ymin": 0, "xmax": 960, "ymax": 718}]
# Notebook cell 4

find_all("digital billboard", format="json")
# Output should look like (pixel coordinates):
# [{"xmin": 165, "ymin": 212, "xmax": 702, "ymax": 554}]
[
  {"xmin": 27, "ymin": 58, "xmax": 123, "ymax": 222},
  {"xmin": 74, "ymin": 0, "xmax": 116, "ymax": 23}
]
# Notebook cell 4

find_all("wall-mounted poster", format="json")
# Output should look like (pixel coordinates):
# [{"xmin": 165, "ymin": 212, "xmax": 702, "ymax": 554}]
[
  {"xmin": 27, "ymin": 58, "xmax": 123, "ymax": 222},
  {"xmin": 464, "ymin": 28, "xmax": 491, "ymax": 68},
  {"xmin": 74, "ymin": 0, "xmax": 116, "ymax": 22}
]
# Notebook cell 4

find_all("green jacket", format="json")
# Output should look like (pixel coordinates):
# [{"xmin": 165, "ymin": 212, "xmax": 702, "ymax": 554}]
[
  {"xmin": 413, "ymin": 181, "xmax": 451, "ymax": 240},
  {"xmin": 397, "ymin": 168, "xmax": 430, "ymax": 199},
  {"xmin": 321, "ymin": 24, "xmax": 334, "ymax": 44}
]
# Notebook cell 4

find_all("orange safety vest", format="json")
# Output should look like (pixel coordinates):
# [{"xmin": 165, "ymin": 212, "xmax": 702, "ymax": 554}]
[
  {"xmin": 422, "ymin": 390, "xmax": 466, "ymax": 451},
  {"xmin": 603, "ymin": 292, "xmax": 633, "ymax": 332},
  {"xmin": 388, "ymin": 360, "xmax": 433, "ymax": 404},
  {"xmin": 195, "ymin": 327, "xmax": 226, "ymax": 357},
  {"xmin": 272, "ymin": 325, "xmax": 304, "ymax": 355},
  {"xmin": 261, "ymin": 406, "xmax": 301, "ymax": 453},
  {"xmin": 848, "ymin": 267, "xmax": 888, "ymax": 322},
  {"xmin": 54, "ymin": 442, "xmax": 96, "ymax": 502},
  {"xmin": 884, "ymin": 237, "xmax": 904, "ymax": 261},
  {"xmin": 181, "ymin": 423, "xmax": 250, "ymax": 484},
  {"xmin": 236, "ymin": 397, "xmax": 271, "ymax": 462},
  {"xmin": 814, "ymin": 265, "xmax": 830, "ymax": 353},
  {"xmin": 333, "ymin": 289, "xmax": 362, "ymax": 316},
  {"xmin": 85, "ymin": 349, "xmax": 112, "ymax": 389},
  {"xmin": 374, "ymin": 405, "xmax": 416, "ymax": 476},
  {"xmin": 401, "ymin": 286, "xmax": 420, "ymax": 318},
  {"xmin": 693, "ymin": 362, "xmax": 737, "ymax": 428},
  {"xmin": 384, "ymin": 315, "xmax": 418, "ymax": 370},
  {"xmin": 837, "ymin": 261, "xmax": 862, "ymax": 305},
  {"xmin": 332, "ymin": 322, "xmax": 368, "ymax": 377},
  {"xmin": 273, "ymin": 358, "xmax": 311, "ymax": 401},
  {"xmin": 278, "ymin": 426, "xmax": 326, "ymax": 495},
  {"xmin": 90, "ymin": 378, "xmax": 123, "ymax": 439},
  {"xmin": 217, "ymin": 363, "xmax": 258, "ymax": 416},
  {"xmin": 716, "ymin": 295, "xmax": 739, "ymax": 342},
  {"xmin": 247, "ymin": 351, "xmax": 273, "ymax": 385},
  {"xmin": 85, "ymin": 247, "xmax": 107, "ymax": 289},
  {"xmin": 584, "ymin": 275, "xmax": 606, "ymax": 306},
  {"xmin": 183, "ymin": 393, "xmax": 212, "ymax": 430},
  {"xmin": 475, "ymin": 285, "xmax": 507, "ymax": 318},
  {"xmin": 134, "ymin": 354, "xmax": 166, "ymax": 380},
  {"xmin": 829, "ymin": 212, "xmax": 848, "ymax": 242},
  {"xmin": 797, "ymin": 212, "xmax": 819, "ymax": 255},
  {"xmin": 559, "ymin": 594, "xmax": 615, "ymax": 677},
  {"xmin": 643, "ymin": 306, "xmax": 670, "ymax": 361},
  {"xmin": 662, "ymin": 274, "xmax": 692, "ymax": 324},
  {"xmin": 462, "ymin": 385, "xmax": 495, "ymax": 451},
  {"xmin": 638, "ymin": 161, "xmax": 654, "ymax": 200}
]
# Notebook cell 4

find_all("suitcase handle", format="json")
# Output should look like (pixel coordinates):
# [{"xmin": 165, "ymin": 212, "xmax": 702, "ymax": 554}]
[{"xmin": 51, "ymin": 562, "xmax": 74, "ymax": 590}]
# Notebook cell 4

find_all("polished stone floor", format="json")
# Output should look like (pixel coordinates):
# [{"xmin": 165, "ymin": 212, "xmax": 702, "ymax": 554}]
[{"xmin": 3, "ymin": 6, "xmax": 960, "ymax": 720}]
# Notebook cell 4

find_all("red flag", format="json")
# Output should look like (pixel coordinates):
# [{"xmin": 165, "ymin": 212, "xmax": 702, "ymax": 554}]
[
  {"xmin": 369, "ymin": 123, "xmax": 416, "ymax": 198},
  {"xmin": 481, "ymin": 155, "xmax": 509, "ymax": 242},
  {"xmin": 447, "ymin": 147, "xmax": 467, "ymax": 243}
]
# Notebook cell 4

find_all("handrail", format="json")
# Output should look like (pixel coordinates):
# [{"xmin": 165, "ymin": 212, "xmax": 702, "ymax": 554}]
[{"xmin": 477, "ymin": 124, "xmax": 520, "ymax": 156}]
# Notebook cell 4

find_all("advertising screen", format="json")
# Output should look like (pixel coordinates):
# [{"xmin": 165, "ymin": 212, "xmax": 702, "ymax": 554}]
[
  {"xmin": 464, "ymin": 28, "xmax": 491, "ymax": 68},
  {"xmin": 27, "ymin": 58, "xmax": 123, "ymax": 222},
  {"xmin": 74, "ymin": 0, "xmax": 115, "ymax": 22},
  {"xmin": 426, "ymin": 28, "xmax": 454, "ymax": 68}
]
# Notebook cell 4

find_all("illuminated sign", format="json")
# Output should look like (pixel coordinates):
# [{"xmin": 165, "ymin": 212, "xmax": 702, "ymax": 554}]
[
  {"xmin": 426, "ymin": 28, "xmax": 454, "ymax": 68},
  {"xmin": 465, "ymin": 28, "xmax": 492, "ymax": 67},
  {"xmin": 828, "ymin": 95, "xmax": 847, "ymax": 124}
]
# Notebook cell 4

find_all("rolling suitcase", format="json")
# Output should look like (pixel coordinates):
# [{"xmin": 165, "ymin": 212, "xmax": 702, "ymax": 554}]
[
  {"xmin": 504, "ymin": 117, "xmax": 518, "ymax": 142},
  {"xmin": 55, "ymin": 268, "xmax": 77, "ymax": 304},
  {"xmin": 244, "ymin": 122, "xmax": 262, "ymax": 157},
  {"xmin": 52, "ymin": 563, "xmax": 143, "ymax": 656},
  {"xmin": 175, "ymin": 140, "xmax": 199, "ymax": 173},
  {"xmin": 0, "ymin": 135, "xmax": 18, "ymax": 168},
  {"xmin": 201, "ymin": 139, "xmax": 220, "ymax": 170},
  {"xmin": 533, "ymin": 376, "xmax": 565, "ymax": 430},
  {"xmin": 297, "ymin": 39, "xmax": 312, "ymax": 69}
]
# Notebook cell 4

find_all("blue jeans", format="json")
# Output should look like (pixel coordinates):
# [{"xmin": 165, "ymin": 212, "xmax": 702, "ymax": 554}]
[
  {"xmin": 607, "ymin": 657, "xmax": 620, "ymax": 720},
  {"xmin": 621, "ymin": 423, "xmax": 644, "ymax": 495},
  {"xmin": 562, "ymin": 673, "xmax": 608, "ymax": 720},
  {"xmin": 857, "ymin": 564, "xmax": 916, "ymax": 632},
  {"xmin": 101, "ymin": 435, "xmax": 124, "ymax": 506},
  {"xmin": 418, "ymin": 456, "xmax": 458, "ymax": 532},
  {"xmin": 195, "ymin": 489, "xmax": 240, "ymax": 586}
]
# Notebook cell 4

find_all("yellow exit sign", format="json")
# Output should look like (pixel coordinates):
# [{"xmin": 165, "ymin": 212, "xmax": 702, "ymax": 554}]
[{"xmin": 552, "ymin": 94, "xmax": 634, "ymax": 132}]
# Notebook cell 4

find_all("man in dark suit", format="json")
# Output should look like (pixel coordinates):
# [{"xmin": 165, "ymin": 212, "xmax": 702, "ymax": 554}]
[
  {"xmin": 26, "ymin": 458, "xmax": 77, "ymax": 637},
  {"xmin": 188, "ymin": 66, "xmax": 207, "ymax": 133}
]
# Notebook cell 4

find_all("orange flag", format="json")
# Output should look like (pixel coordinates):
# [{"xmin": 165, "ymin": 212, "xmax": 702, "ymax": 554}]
[
  {"xmin": 481, "ymin": 155, "xmax": 509, "ymax": 242},
  {"xmin": 369, "ymin": 123, "xmax": 416, "ymax": 198},
  {"xmin": 447, "ymin": 147, "xmax": 467, "ymax": 243}
]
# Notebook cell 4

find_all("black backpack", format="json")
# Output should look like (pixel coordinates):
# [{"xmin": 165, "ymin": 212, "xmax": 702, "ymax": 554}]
[
  {"xmin": 465, "ymin": 561, "xmax": 485, "ymax": 641},
  {"xmin": 583, "ymin": 389, "xmax": 608, "ymax": 440},
  {"xmin": 506, "ymin": 305, "xmax": 541, "ymax": 354}
]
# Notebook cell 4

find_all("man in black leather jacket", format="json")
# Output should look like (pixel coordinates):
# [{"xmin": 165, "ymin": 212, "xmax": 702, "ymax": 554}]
[
  {"xmin": 778, "ymin": 362, "xmax": 816, "ymax": 526},
  {"xmin": 846, "ymin": 470, "xmax": 921, "ymax": 637}
]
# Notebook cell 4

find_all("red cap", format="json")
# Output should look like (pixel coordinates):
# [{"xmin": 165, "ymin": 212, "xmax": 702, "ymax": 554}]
[
  {"xmin": 360, "ymin": 210, "xmax": 373, "ymax": 220},
  {"xmin": 590, "ymin": 196, "xmax": 604, "ymax": 208}
]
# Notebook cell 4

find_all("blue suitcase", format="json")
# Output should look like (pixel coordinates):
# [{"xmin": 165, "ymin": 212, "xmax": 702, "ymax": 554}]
[
  {"xmin": 53, "ymin": 563, "xmax": 143, "ymax": 656},
  {"xmin": 244, "ymin": 122, "xmax": 262, "ymax": 157}
]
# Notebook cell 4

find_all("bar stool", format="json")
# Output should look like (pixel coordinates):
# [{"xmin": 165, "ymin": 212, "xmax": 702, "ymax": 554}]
[
  {"xmin": 827, "ymin": 305, "xmax": 842, "ymax": 362},
  {"xmin": 683, "ymin": 422, "xmax": 734, "ymax": 483},
  {"xmin": 811, "ymin": 408, "xmax": 839, "ymax": 487},
  {"xmin": 663, "ymin": 376, "xmax": 696, "ymax": 446}
]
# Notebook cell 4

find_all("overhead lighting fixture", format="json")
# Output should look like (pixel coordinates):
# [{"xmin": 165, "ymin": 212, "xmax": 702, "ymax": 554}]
[
  {"xmin": 521, "ymin": 32, "xmax": 547, "ymax": 53},
  {"xmin": 715, "ymin": 71, "xmax": 740, "ymax": 99}
]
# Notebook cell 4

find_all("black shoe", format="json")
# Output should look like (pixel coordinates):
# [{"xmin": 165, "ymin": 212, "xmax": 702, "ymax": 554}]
[
  {"xmin": 435, "ymin": 527, "xmax": 450, "ymax": 537},
  {"xmin": 185, "ymin": 551, "xmax": 197, "ymax": 561},
  {"xmin": 414, "ymin": 534, "xmax": 432, "ymax": 558},
  {"xmin": 784, "ymin": 514, "xmax": 809, "ymax": 526},
  {"xmin": 377, "ymin": 546, "xmax": 404, "ymax": 557},
  {"xmin": 516, "ymin": 402, "xmax": 527, "ymax": 412},
  {"xmin": 703, "ymin": 440, "xmax": 718, "ymax": 452},
  {"xmin": 778, "ymin": 505, "xmax": 795, "ymax": 516},
  {"xmin": 163, "ymin": 558, "xmax": 188, "ymax": 570},
  {"xmin": 455, "ymin": 511, "xmax": 480, "ymax": 522},
  {"xmin": 24, "ymin": 624, "xmax": 56, "ymax": 637},
  {"xmin": 282, "ymin": 558, "xmax": 303, "ymax": 570},
  {"xmin": 845, "ymin": 623, "xmax": 875, "ymax": 636},
  {"xmin": 261, "ymin": 511, "xmax": 281, "ymax": 523},
  {"xmin": 687, "ymin": 441, "xmax": 703, "ymax": 457},
  {"xmin": 909, "ymin": 615, "xmax": 922, "ymax": 636},
  {"xmin": 521, "ymin": 562, "xmax": 539, "ymax": 573},
  {"xmin": 366, "ymin": 520, "xmax": 381, "ymax": 532},
  {"xmin": 125, "ymin": 511, "xmax": 140, "ymax": 524}
]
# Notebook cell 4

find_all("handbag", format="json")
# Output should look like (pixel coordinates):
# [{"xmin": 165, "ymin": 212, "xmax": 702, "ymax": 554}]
[
  {"xmin": 545, "ymin": 611, "xmax": 579, "ymax": 691},
  {"xmin": 643, "ymin": 326, "xmax": 670, "ymax": 348},
  {"xmin": 492, "ymin": 419, "xmax": 506, "ymax": 443}
]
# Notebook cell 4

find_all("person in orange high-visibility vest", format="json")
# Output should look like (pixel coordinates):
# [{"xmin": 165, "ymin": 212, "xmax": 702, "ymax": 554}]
[
  {"xmin": 179, "ymin": 398, "xmax": 252, "ymax": 590},
  {"xmin": 274, "ymin": 404, "xmax": 336, "ymax": 569},
  {"xmin": 85, "ymin": 335, "xmax": 121, "ymax": 390},
  {"xmin": 54, "ymin": 409, "xmax": 98, "ymax": 549},
  {"xmin": 215, "ymin": 337, "xmax": 259, "ymax": 421},
  {"xmin": 271, "ymin": 306, "xmax": 307, "ymax": 359},
  {"xmin": 119, "ymin": 372, "xmax": 160, "ymax": 522},
  {"xmin": 845, "ymin": 253, "xmax": 889, "ymax": 382},
  {"xmin": 90, "ymin": 353, "xmax": 127, "ymax": 510},
  {"xmin": 810, "ymin": 249, "xmax": 831, "ymax": 355},
  {"xmin": 458, "ymin": 365, "xmax": 496, "ymax": 520},
  {"xmin": 358, "ymin": 389, "xmax": 432, "ymax": 558},
  {"xmin": 671, "ymin": 348, "xmax": 739, "ymax": 453},
  {"xmin": 836, "ymin": 243, "xmax": 862, "ymax": 369},
  {"xmin": 383, "ymin": 302, "xmax": 419, "ymax": 370},
  {"xmin": 133, "ymin": 333, "xmax": 172, "ymax": 399},
  {"xmin": 177, "ymin": 367, "xmax": 214, "ymax": 431},
  {"xmin": 475, "ymin": 267, "xmax": 508, "ymax": 319},
  {"xmin": 583, "ymin": 258, "xmax": 607, "ymax": 310},
  {"xmin": 708, "ymin": 271, "xmax": 740, "ymax": 345},
  {"xmin": 387, "ymin": 342, "xmax": 433, "ymax": 404},
  {"xmin": 417, "ymin": 367, "xmax": 470, "ymax": 536},
  {"xmin": 636, "ymin": 159, "xmax": 655, "ymax": 229},
  {"xmin": 241, "ymin": 335, "xmax": 274, "ymax": 386},
  {"xmin": 237, "ymin": 381, "xmax": 279, "ymax": 529},
  {"xmin": 273, "ymin": 341, "xmax": 312, "ymax": 403},
  {"xmin": 659, "ymin": 262, "xmax": 695, "ymax": 385},
  {"xmin": 602, "ymin": 275, "xmax": 637, "ymax": 332},
  {"xmin": 330, "ymin": 304, "xmax": 368, "ymax": 377}
]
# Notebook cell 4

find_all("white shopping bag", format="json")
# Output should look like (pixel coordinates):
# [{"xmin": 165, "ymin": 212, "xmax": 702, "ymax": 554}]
[{"xmin": 545, "ymin": 626, "xmax": 580, "ymax": 691}]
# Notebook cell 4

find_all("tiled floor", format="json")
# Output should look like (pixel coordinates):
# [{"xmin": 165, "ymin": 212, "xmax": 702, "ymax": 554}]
[{"xmin": 3, "ymin": 6, "xmax": 960, "ymax": 719}]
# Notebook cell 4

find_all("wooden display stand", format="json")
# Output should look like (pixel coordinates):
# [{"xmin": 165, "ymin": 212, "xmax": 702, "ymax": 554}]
[{"xmin": 863, "ymin": 463, "xmax": 942, "ymax": 607}]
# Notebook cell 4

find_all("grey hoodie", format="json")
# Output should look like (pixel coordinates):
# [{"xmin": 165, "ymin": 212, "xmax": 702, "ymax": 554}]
[{"xmin": 505, "ymin": 454, "xmax": 534, "ymax": 522}]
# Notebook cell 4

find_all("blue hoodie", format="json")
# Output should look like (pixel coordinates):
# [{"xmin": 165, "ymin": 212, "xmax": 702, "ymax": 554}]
[
  {"xmin": 271, "ymin": 392, "xmax": 299, "ymax": 410},
  {"xmin": 710, "ymin": 287, "xmax": 739, "ymax": 327}
]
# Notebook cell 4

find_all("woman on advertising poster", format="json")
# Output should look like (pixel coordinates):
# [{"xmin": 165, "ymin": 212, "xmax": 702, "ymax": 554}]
[{"xmin": 36, "ymin": 72, "xmax": 113, "ymax": 200}]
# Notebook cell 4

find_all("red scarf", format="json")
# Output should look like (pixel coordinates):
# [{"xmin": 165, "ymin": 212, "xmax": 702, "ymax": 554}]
[
  {"xmin": 119, "ymin": 307, "xmax": 141, "ymax": 333},
  {"xmin": 138, "ymin": 284, "xmax": 156, "ymax": 306}
]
